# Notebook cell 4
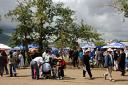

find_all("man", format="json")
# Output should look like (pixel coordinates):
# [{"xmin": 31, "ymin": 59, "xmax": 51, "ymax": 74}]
[
  {"xmin": 118, "ymin": 49, "xmax": 126, "ymax": 76},
  {"xmin": 104, "ymin": 48, "xmax": 115, "ymax": 81},
  {"xmin": 30, "ymin": 57, "xmax": 44, "ymax": 79},
  {"xmin": 82, "ymin": 49, "xmax": 93, "ymax": 79},
  {"xmin": 72, "ymin": 48, "xmax": 79, "ymax": 68}
]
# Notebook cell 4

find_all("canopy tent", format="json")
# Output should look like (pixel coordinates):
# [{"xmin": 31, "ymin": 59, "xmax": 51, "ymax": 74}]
[
  {"xmin": 12, "ymin": 43, "xmax": 39, "ymax": 50},
  {"xmin": 120, "ymin": 42, "xmax": 128, "ymax": 46},
  {"xmin": 81, "ymin": 43, "xmax": 96, "ymax": 48},
  {"xmin": 102, "ymin": 42, "xmax": 125, "ymax": 48},
  {"xmin": 0, "ymin": 43, "xmax": 11, "ymax": 50}
]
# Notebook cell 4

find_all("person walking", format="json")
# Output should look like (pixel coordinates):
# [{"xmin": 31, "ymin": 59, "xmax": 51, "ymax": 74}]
[
  {"xmin": 82, "ymin": 49, "xmax": 93, "ymax": 79},
  {"xmin": 118, "ymin": 49, "xmax": 126, "ymax": 76},
  {"xmin": 104, "ymin": 48, "xmax": 114, "ymax": 81}
]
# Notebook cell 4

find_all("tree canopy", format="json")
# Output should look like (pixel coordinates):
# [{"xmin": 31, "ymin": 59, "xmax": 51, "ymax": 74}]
[
  {"xmin": 113, "ymin": 0, "xmax": 128, "ymax": 17},
  {"xmin": 7, "ymin": 0, "xmax": 101, "ymax": 52}
]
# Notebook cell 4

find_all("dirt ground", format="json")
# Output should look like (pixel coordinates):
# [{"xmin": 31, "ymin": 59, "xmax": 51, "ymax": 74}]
[{"xmin": 0, "ymin": 67, "xmax": 128, "ymax": 85}]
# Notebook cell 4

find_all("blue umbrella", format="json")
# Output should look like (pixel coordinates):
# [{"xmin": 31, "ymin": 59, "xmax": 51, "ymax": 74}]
[
  {"xmin": 102, "ymin": 42, "xmax": 125, "ymax": 48},
  {"xmin": 28, "ymin": 44, "xmax": 39, "ymax": 48}
]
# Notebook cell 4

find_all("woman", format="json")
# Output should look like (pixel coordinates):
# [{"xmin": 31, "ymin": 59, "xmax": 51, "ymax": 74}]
[{"xmin": 104, "ymin": 48, "xmax": 114, "ymax": 81}]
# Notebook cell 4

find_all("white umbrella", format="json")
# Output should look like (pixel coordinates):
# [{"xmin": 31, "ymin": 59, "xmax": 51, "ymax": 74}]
[{"xmin": 0, "ymin": 44, "xmax": 11, "ymax": 50}]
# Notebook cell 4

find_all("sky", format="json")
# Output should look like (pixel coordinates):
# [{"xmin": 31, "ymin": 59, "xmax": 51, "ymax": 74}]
[{"xmin": 0, "ymin": 0, "xmax": 128, "ymax": 40}]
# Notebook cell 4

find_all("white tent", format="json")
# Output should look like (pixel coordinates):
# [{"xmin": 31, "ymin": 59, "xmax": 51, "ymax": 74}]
[
  {"xmin": 81, "ymin": 43, "xmax": 96, "ymax": 48},
  {"xmin": 0, "ymin": 43, "xmax": 11, "ymax": 50}
]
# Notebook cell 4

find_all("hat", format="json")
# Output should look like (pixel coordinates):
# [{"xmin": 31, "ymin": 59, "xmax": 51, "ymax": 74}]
[
  {"xmin": 107, "ymin": 48, "xmax": 113, "ymax": 51},
  {"xmin": 85, "ymin": 48, "xmax": 91, "ymax": 52}
]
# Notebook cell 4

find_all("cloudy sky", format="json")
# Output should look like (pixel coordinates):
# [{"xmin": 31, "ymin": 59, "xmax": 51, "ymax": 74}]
[{"xmin": 0, "ymin": 0, "xmax": 128, "ymax": 40}]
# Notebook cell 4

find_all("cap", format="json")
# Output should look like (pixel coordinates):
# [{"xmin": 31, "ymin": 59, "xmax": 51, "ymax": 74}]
[{"xmin": 107, "ymin": 48, "xmax": 113, "ymax": 51}]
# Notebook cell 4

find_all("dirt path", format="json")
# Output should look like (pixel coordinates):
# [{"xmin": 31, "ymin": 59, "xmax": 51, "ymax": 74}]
[{"xmin": 0, "ymin": 67, "xmax": 128, "ymax": 85}]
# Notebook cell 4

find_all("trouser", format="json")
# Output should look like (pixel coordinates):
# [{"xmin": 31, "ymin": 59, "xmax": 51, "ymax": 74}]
[
  {"xmin": 72, "ymin": 57, "xmax": 79, "ymax": 67},
  {"xmin": 83, "ymin": 64, "xmax": 92, "ymax": 78},
  {"xmin": 97, "ymin": 60, "xmax": 103, "ymax": 68},
  {"xmin": 4, "ymin": 64, "xmax": 9, "ymax": 74},
  {"xmin": 58, "ymin": 67, "xmax": 64, "ymax": 78},
  {"xmin": 114, "ymin": 60, "xmax": 118, "ymax": 70},
  {"xmin": 104, "ymin": 66, "xmax": 113, "ymax": 80},
  {"xmin": 30, "ymin": 61, "xmax": 39, "ymax": 79},
  {"xmin": 0, "ymin": 65, "xmax": 4, "ymax": 76},
  {"xmin": 9, "ymin": 64, "xmax": 17, "ymax": 76},
  {"xmin": 119, "ymin": 66, "xmax": 125, "ymax": 76}
]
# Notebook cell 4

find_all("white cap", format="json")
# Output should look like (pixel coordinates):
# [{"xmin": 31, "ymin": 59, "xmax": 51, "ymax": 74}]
[{"xmin": 107, "ymin": 48, "xmax": 113, "ymax": 51}]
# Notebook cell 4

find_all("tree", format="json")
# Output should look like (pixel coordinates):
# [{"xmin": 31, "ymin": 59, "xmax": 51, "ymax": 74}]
[
  {"xmin": 53, "ymin": 3, "xmax": 75, "ymax": 48},
  {"xmin": 67, "ymin": 20, "xmax": 101, "ymax": 48},
  {"xmin": 6, "ymin": 0, "xmax": 34, "ymax": 49},
  {"xmin": 113, "ymin": 0, "xmax": 128, "ymax": 17},
  {"xmin": 31, "ymin": 0, "xmax": 57, "ymax": 52},
  {"xmin": 7, "ymin": 0, "xmax": 101, "ymax": 53},
  {"xmin": 94, "ymin": 40, "xmax": 106, "ymax": 46}
]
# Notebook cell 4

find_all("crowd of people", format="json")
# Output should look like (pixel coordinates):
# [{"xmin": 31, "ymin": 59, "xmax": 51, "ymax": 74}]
[
  {"xmin": 0, "ymin": 50, "xmax": 24, "ymax": 77},
  {"xmin": 0, "ymin": 47, "xmax": 128, "ymax": 82},
  {"xmin": 69, "ymin": 47, "xmax": 128, "ymax": 81}
]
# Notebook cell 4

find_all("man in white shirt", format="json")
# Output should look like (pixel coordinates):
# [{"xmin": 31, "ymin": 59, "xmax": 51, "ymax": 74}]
[{"xmin": 30, "ymin": 57, "xmax": 44, "ymax": 79}]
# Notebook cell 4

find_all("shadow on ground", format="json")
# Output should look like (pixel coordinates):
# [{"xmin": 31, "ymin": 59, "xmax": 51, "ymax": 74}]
[{"xmin": 115, "ymin": 79, "xmax": 128, "ymax": 82}]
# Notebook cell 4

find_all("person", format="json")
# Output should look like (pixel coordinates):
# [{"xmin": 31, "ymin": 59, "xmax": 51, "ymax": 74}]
[
  {"xmin": 0, "ymin": 51, "xmax": 4, "ymax": 77},
  {"xmin": 8, "ymin": 51, "xmax": 19, "ymax": 77},
  {"xmin": 68, "ymin": 49, "xmax": 74, "ymax": 61},
  {"xmin": 30, "ymin": 56, "xmax": 44, "ymax": 79},
  {"xmin": 113, "ymin": 49, "xmax": 119, "ymax": 71},
  {"xmin": 104, "ymin": 48, "xmax": 114, "ymax": 81},
  {"xmin": 82, "ymin": 49, "xmax": 93, "ymax": 79},
  {"xmin": 125, "ymin": 48, "xmax": 128, "ymax": 70},
  {"xmin": 118, "ymin": 49, "xmax": 126, "ymax": 76},
  {"xmin": 72, "ymin": 48, "xmax": 79, "ymax": 68},
  {"xmin": 1, "ymin": 50, "xmax": 9, "ymax": 75},
  {"xmin": 42, "ymin": 50, "xmax": 52, "ymax": 63},
  {"xmin": 52, "ymin": 54, "xmax": 65, "ymax": 79},
  {"xmin": 17, "ymin": 51, "xmax": 24, "ymax": 68},
  {"xmin": 79, "ymin": 48, "xmax": 83, "ymax": 61},
  {"xmin": 95, "ymin": 48, "xmax": 104, "ymax": 68}
]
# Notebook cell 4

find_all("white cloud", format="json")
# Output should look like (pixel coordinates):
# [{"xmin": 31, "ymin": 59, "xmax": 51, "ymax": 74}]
[{"xmin": 1, "ymin": 0, "xmax": 128, "ymax": 40}]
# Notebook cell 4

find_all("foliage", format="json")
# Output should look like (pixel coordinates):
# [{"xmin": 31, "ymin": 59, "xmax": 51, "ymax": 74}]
[
  {"xmin": 113, "ymin": 0, "xmax": 128, "ymax": 17},
  {"xmin": 94, "ymin": 40, "xmax": 106, "ymax": 46},
  {"xmin": 7, "ymin": 0, "xmax": 101, "ymax": 52},
  {"xmin": 6, "ymin": 0, "xmax": 34, "ymax": 49}
]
